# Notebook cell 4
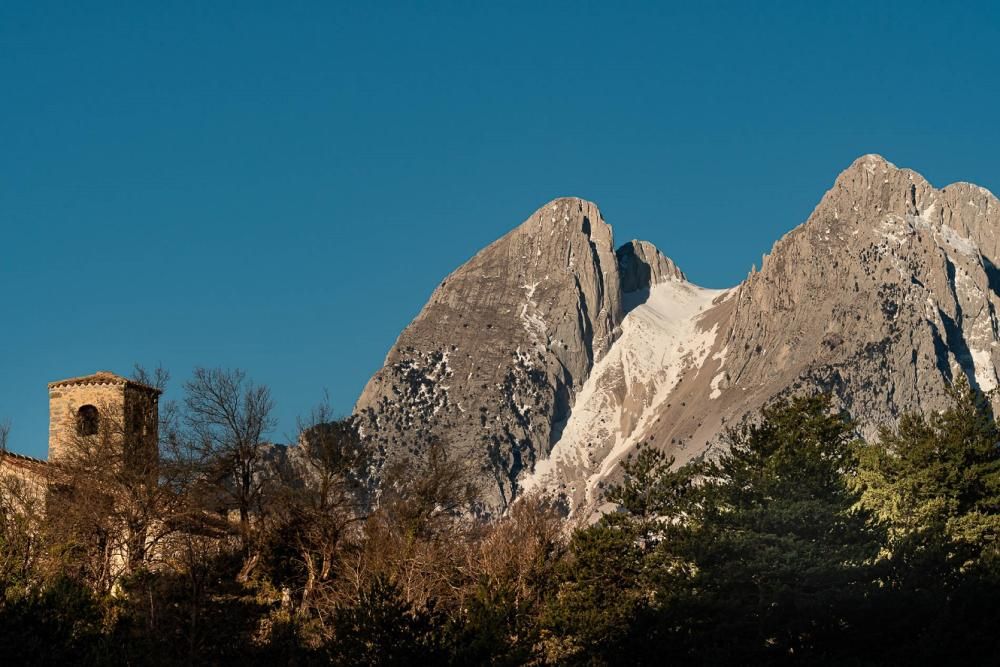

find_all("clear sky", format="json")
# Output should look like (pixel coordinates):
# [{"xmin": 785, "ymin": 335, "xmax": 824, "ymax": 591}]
[{"xmin": 2, "ymin": 1, "xmax": 999, "ymax": 457}]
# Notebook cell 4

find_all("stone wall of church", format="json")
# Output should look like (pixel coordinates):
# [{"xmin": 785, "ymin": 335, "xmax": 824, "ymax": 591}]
[{"xmin": 48, "ymin": 383, "xmax": 126, "ymax": 461}]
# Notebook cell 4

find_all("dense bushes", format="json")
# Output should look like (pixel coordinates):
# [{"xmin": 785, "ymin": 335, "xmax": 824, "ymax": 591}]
[{"xmin": 3, "ymin": 378, "xmax": 1000, "ymax": 664}]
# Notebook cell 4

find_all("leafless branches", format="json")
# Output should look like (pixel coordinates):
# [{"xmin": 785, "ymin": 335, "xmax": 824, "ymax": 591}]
[
  {"xmin": 132, "ymin": 363, "xmax": 171, "ymax": 392},
  {"xmin": 183, "ymin": 367, "xmax": 276, "ymax": 553},
  {"xmin": 259, "ymin": 400, "xmax": 372, "ymax": 614},
  {"xmin": 46, "ymin": 393, "xmax": 192, "ymax": 592}
]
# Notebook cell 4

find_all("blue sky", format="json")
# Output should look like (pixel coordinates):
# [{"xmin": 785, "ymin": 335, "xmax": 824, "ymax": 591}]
[{"xmin": 2, "ymin": 1, "xmax": 999, "ymax": 457}]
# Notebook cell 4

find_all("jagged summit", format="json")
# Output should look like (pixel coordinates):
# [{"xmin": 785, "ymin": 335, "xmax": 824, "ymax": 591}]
[
  {"xmin": 836, "ymin": 153, "xmax": 939, "ymax": 186},
  {"xmin": 824, "ymin": 154, "xmax": 997, "ymax": 219},
  {"xmin": 509, "ymin": 197, "xmax": 608, "ymax": 237},
  {"xmin": 538, "ymin": 195, "xmax": 599, "ymax": 209},
  {"xmin": 846, "ymin": 152, "xmax": 896, "ymax": 171},
  {"xmin": 835, "ymin": 154, "xmax": 998, "ymax": 202}
]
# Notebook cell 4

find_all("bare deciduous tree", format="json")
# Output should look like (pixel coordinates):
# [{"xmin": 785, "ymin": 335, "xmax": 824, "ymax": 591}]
[
  {"xmin": 334, "ymin": 438, "xmax": 481, "ymax": 611},
  {"xmin": 183, "ymin": 367, "xmax": 275, "ymax": 555},
  {"xmin": 263, "ymin": 399, "xmax": 371, "ymax": 615},
  {"xmin": 460, "ymin": 495, "xmax": 564, "ymax": 616},
  {"xmin": 132, "ymin": 363, "xmax": 171, "ymax": 393},
  {"xmin": 0, "ymin": 419, "xmax": 48, "ymax": 590}
]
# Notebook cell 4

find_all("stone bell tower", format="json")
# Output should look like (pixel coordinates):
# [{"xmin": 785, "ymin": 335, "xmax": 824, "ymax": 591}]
[{"xmin": 47, "ymin": 371, "xmax": 161, "ymax": 466}]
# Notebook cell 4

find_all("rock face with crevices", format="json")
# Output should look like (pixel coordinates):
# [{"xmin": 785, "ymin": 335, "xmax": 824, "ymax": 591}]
[
  {"xmin": 354, "ymin": 197, "xmax": 633, "ymax": 510},
  {"xmin": 705, "ymin": 155, "xmax": 1000, "ymax": 440}
]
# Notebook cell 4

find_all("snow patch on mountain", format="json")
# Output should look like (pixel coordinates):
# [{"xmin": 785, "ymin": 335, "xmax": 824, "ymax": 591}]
[
  {"xmin": 522, "ymin": 280, "xmax": 726, "ymax": 508},
  {"xmin": 971, "ymin": 347, "xmax": 998, "ymax": 392},
  {"xmin": 939, "ymin": 224, "xmax": 979, "ymax": 257}
]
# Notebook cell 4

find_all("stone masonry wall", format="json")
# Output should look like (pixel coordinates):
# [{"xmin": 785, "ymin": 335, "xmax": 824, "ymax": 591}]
[{"xmin": 48, "ymin": 383, "xmax": 126, "ymax": 461}]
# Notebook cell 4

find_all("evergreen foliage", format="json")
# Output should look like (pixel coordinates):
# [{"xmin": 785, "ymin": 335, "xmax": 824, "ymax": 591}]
[
  {"xmin": 677, "ymin": 395, "xmax": 882, "ymax": 663},
  {"xmin": 855, "ymin": 376, "xmax": 1000, "ymax": 660}
]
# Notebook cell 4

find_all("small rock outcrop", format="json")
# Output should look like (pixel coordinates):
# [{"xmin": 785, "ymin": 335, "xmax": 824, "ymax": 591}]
[{"xmin": 617, "ymin": 240, "xmax": 685, "ymax": 293}]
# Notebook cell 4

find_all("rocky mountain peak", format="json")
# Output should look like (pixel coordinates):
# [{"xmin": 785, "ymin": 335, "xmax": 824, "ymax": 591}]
[
  {"xmin": 354, "ymin": 196, "xmax": 635, "ymax": 511},
  {"xmin": 617, "ymin": 240, "xmax": 686, "ymax": 293},
  {"xmin": 813, "ymin": 153, "xmax": 935, "ymax": 229},
  {"xmin": 720, "ymin": 156, "xmax": 1000, "ymax": 446}
]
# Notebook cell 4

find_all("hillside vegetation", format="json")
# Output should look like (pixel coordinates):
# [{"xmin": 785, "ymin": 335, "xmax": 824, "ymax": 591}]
[{"xmin": 2, "ymin": 375, "xmax": 1000, "ymax": 664}]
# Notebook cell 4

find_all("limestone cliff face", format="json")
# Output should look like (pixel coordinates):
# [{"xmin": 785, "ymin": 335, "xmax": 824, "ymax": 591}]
[
  {"xmin": 354, "ymin": 197, "xmax": 631, "ymax": 510},
  {"xmin": 355, "ymin": 156, "xmax": 1000, "ymax": 517},
  {"xmin": 709, "ymin": 154, "xmax": 1000, "ymax": 433}
]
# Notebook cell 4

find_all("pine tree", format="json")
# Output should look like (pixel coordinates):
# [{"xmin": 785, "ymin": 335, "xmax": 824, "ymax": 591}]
[
  {"xmin": 540, "ymin": 447, "xmax": 695, "ymax": 664},
  {"xmin": 856, "ymin": 376, "xmax": 1000, "ymax": 658},
  {"xmin": 678, "ymin": 394, "xmax": 882, "ymax": 663},
  {"xmin": 858, "ymin": 376, "xmax": 1000, "ymax": 570}
]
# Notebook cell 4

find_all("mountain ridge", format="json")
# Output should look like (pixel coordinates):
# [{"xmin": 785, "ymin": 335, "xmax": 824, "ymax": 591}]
[{"xmin": 354, "ymin": 155, "xmax": 1000, "ymax": 516}]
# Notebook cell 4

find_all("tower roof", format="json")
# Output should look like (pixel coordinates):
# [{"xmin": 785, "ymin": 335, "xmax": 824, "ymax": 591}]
[
  {"xmin": 0, "ymin": 450, "xmax": 48, "ymax": 468},
  {"xmin": 48, "ymin": 371, "xmax": 162, "ymax": 396}
]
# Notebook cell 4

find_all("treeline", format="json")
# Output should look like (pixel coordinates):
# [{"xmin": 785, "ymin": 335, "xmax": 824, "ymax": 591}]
[{"xmin": 2, "ymin": 370, "xmax": 1000, "ymax": 665}]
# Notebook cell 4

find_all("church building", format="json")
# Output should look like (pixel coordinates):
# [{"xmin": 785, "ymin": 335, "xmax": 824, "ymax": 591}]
[{"xmin": 0, "ymin": 370, "xmax": 161, "ymax": 492}]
